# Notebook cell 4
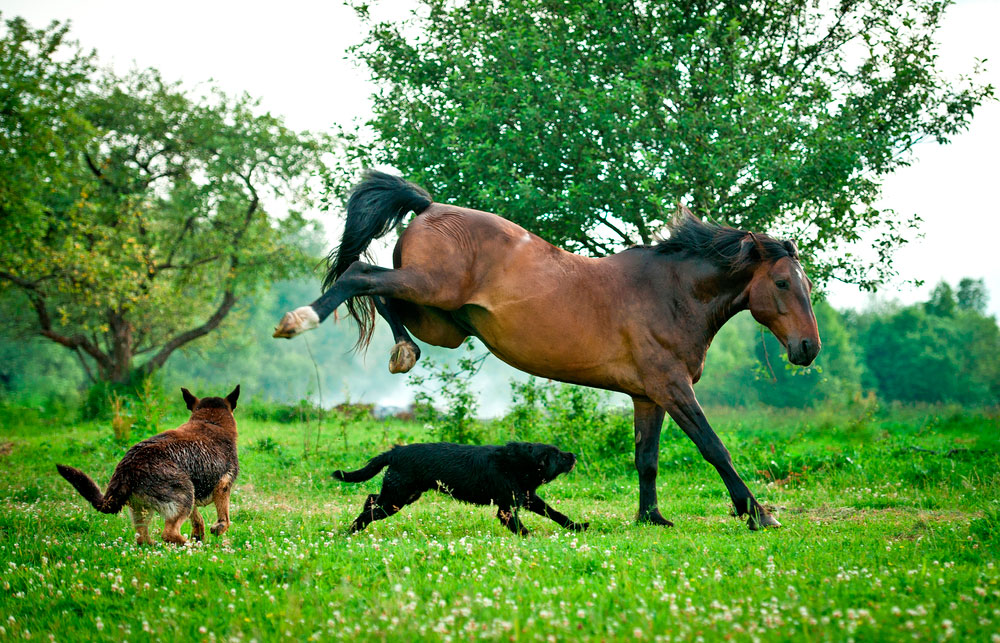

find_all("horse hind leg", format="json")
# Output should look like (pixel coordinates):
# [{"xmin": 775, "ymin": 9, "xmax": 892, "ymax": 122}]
[
  {"xmin": 373, "ymin": 297, "xmax": 421, "ymax": 374},
  {"xmin": 633, "ymin": 397, "xmax": 674, "ymax": 527},
  {"xmin": 274, "ymin": 261, "xmax": 471, "ymax": 343}
]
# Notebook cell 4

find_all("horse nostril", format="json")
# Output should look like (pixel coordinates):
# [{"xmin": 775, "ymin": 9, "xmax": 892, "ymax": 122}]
[{"xmin": 801, "ymin": 339, "xmax": 812, "ymax": 354}]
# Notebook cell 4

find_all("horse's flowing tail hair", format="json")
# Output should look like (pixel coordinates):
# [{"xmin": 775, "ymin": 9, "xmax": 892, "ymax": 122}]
[
  {"xmin": 56, "ymin": 464, "xmax": 128, "ymax": 514},
  {"xmin": 324, "ymin": 170, "xmax": 433, "ymax": 350},
  {"xmin": 332, "ymin": 451, "xmax": 392, "ymax": 483}
]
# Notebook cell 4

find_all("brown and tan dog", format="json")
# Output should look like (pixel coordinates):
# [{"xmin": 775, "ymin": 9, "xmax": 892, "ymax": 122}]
[{"xmin": 56, "ymin": 386, "xmax": 240, "ymax": 545}]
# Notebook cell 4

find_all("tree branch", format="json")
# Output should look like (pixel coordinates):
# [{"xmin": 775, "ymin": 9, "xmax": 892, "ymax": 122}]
[
  {"xmin": 74, "ymin": 347, "xmax": 97, "ymax": 383},
  {"xmin": 140, "ymin": 290, "xmax": 238, "ymax": 374},
  {"xmin": 1, "ymin": 270, "xmax": 113, "ymax": 372}
]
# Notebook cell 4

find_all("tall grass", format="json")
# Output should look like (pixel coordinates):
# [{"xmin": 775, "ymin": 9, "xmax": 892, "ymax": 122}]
[{"xmin": 1, "ymin": 393, "xmax": 997, "ymax": 640}]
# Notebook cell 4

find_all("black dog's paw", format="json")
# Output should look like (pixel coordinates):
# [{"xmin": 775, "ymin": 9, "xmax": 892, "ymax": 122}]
[
  {"xmin": 569, "ymin": 521, "xmax": 589, "ymax": 532},
  {"xmin": 331, "ymin": 470, "xmax": 345, "ymax": 480}
]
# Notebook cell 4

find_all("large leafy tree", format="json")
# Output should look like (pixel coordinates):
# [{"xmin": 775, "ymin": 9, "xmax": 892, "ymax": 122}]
[
  {"xmin": 339, "ymin": 0, "xmax": 992, "ymax": 286},
  {"xmin": 0, "ymin": 17, "xmax": 329, "ymax": 384}
]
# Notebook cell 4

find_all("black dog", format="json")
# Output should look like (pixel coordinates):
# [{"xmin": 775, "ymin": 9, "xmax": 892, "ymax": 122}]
[{"xmin": 333, "ymin": 442, "xmax": 588, "ymax": 535}]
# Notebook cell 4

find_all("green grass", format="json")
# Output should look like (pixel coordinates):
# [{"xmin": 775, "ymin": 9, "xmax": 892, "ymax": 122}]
[{"xmin": 0, "ymin": 404, "xmax": 998, "ymax": 641}]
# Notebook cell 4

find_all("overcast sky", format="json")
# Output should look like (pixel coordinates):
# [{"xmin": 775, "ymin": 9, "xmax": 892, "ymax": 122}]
[{"xmin": 5, "ymin": 0, "xmax": 999, "ymax": 317}]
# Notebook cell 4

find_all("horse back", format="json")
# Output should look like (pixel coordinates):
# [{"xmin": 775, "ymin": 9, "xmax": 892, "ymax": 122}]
[{"xmin": 394, "ymin": 203, "xmax": 644, "ymax": 391}]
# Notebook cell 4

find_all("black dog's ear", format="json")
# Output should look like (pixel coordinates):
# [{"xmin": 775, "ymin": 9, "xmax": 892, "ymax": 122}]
[
  {"xmin": 531, "ymin": 444, "xmax": 551, "ymax": 464},
  {"xmin": 181, "ymin": 387, "xmax": 198, "ymax": 411},
  {"xmin": 226, "ymin": 385, "xmax": 240, "ymax": 411}
]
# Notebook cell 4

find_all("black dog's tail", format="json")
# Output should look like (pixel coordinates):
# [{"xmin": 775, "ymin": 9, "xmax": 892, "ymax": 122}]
[
  {"xmin": 332, "ymin": 451, "xmax": 392, "ymax": 483},
  {"xmin": 56, "ymin": 464, "xmax": 128, "ymax": 514},
  {"xmin": 323, "ymin": 170, "xmax": 433, "ymax": 351}
]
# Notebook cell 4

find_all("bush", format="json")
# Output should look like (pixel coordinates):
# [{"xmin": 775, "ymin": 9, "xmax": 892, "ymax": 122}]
[
  {"xmin": 502, "ymin": 377, "xmax": 632, "ymax": 468},
  {"xmin": 409, "ymin": 340, "xmax": 485, "ymax": 444},
  {"xmin": 244, "ymin": 398, "xmax": 324, "ymax": 424}
]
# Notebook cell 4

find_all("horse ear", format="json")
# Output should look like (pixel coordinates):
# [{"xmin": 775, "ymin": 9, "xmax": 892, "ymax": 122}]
[
  {"xmin": 782, "ymin": 239, "xmax": 798, "ymax": 258},
  {"xmin": 739, "ymin": 233, "xmax": 758, "ymax": 260},
  {"xmin": 226, "ymin": 385, "xmax": 240, "ymax": 411},
  {"xmin": 181, "ymin": 388, "xmax": 198, "ymax": 411},
  {"xmin": 674, "ymin": 203, "xmax": 698, "ymax": 223}
]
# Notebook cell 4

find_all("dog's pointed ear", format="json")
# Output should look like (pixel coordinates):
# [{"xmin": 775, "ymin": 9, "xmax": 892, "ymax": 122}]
[
  {"xmin": 181, "ymin": 387, "xmax": 198, "ymax": 411},
  {"xmin": 226, "ymin": 385, "xmax": 240, "ymax": 411}
]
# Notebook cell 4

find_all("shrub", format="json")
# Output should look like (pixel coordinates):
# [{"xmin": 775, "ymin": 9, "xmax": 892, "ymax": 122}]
[{"xmin": 409, "ymin": 340, "xmax": 485, "ymax": 444}]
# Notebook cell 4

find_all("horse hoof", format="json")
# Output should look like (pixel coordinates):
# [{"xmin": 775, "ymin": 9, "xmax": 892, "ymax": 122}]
[
  {"xmin": 748, "ymin": 511, "xmax": 781, "ymax": 531},
  {"xmin": 637, "ymin": 510, "xmax": 674, "ymax": 527},
  {"xmin": 273, "ymin": 306, "xmax": 320, "ymax": 338},
  {"xmin": 389, "ymin": 341, "xmax": 419, "ymax": 373}
]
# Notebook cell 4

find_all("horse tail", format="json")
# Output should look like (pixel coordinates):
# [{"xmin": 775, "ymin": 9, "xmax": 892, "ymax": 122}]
[
  {"xmin": 323, "ymin": 170, "xmax": 433, "ymax": 350},
  {"xmin": 56, "ymin": 464, "xmax": 128, "ymax": 514},
  {"xmin": 332, "ymin": 451, "xmax": 392, "ymax": 483}
]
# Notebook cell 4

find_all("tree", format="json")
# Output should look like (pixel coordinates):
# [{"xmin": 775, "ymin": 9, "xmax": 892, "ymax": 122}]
[
  {"xmin": 339, "ymin": 0, "xmax": 991, "ymax": 286},
  {"xmin": 0, "ymin": 17, "xmax": 330, "ymax": 384},
  {"xmin": 0, "ymin": 16, "xmax": 95, "ymax": 237},
  {"xmin": 925, "ymin": 281, "xmax": 957, "ymax": 317},
  {"xmin": 957, "ymin": 277, "xmax": 989, "ymax": 314},
  {"xmin": 859, "ymin": 300, "xmax": 1000, "ymax": 406}
]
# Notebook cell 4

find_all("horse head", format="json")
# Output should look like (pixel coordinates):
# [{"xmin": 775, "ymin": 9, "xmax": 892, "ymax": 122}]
[{"xmin": 746, "ymin": 238, "xmax": 821, "ymax": 366}]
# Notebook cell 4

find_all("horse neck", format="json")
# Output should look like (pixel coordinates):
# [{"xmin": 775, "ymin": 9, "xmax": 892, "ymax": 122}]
[
  {"xmin": 679, "ymin": 259, "xmax": 754, "ymax": 343},
  {"xmin": 705, "ymin": 269, "xmax": 752, "ymax": 336}
]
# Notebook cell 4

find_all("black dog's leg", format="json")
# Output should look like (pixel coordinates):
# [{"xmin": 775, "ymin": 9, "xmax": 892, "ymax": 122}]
[
  {"xmin": 349, "ymin": 489, "xmax": 421, "ymax": 534},
  {"xmin": 496, "ymin": 506, "xmax": 529, "ymax": 536},
  {"xmin": 524, "ymin": 492, "xmax": 589, "ymax": 532},
  {"xmin": 349, "ymin": 494, "xmax": 382, "ymax": 533}
]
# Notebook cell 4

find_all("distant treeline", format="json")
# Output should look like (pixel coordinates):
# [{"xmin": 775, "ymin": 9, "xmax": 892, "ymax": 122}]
[
  {"xmin": 1, "ymin": 278, "xmax": 997, "ymax": 411},
  {"xmin": 697, "ymin": 278, "xmax": 999, "ymax": 408}
]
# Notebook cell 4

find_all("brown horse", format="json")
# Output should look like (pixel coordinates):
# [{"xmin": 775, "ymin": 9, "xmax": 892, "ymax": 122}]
[{"xmin": 274, "ymin": 171, "xmax": 820, "ymax": 530}]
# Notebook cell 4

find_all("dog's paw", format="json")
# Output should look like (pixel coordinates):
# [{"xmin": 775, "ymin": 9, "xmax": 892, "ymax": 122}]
[
  {"xmin": 570, "ymin": 521, "xmax": 590, "ymax": 532},
  {"xmin": 210, "ymin": 522, "xmax": 229, "ymax": 536}
]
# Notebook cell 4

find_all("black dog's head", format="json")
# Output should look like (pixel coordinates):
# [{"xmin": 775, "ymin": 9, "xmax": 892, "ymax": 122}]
[{"xmin": 497, "ymin": 442, "xmax": 577, "ymax": 485}]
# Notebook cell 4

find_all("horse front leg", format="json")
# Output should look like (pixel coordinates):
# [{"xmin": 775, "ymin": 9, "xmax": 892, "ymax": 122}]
[
  {"xmin": 658, "ymin": 381, "xmax": 780, "ymax": 530},
  {"xmin": 633, "ymin": 397, "xmax": 673, "ymax": 526}
]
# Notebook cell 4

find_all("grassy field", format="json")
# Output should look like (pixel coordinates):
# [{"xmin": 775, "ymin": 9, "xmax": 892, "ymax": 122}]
[{"xmin": 0, "ymin": 402, "xmax": 998, "ymax": 641}]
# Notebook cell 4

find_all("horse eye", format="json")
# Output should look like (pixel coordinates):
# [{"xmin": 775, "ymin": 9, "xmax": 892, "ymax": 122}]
[{"xmin": 775, "ymin": 280, "xmax": 789, "ymax": 290}]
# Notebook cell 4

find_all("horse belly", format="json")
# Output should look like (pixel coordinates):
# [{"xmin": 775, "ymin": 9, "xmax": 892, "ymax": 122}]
[{"xmin": 458, "ymin": 304, "xmax": 641, "ymax": 393}]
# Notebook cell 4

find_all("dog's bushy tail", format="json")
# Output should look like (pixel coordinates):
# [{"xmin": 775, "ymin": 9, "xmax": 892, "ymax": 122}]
[
  {"xmin": 332, "ymin": 451, "xmax": 391, "ymax": 483},
  {"xmin": 56, "ymin": 465, "xmax": 128, "ymax": 514}
]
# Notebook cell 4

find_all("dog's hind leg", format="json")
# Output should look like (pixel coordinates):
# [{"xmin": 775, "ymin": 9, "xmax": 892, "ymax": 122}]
[
  {"xmin": 129, "ymin": 503, "xmax": 154, "ymax": 546},
  {"xmin": 497, "ymin": 506, "xmax": 529, "ymax": 536},
  {"xmin": 524, "ymin": 492, "xmax": 589, "ymax": 532},
  {"xmin": 189, "ymin": 507, "xmax": 206, "ymax": 542},
  {"xmin": 349, "ymin": 494, "xmax": 381, "ymax": 533},
  {"xmin": 349, "ymin": 488, "xmax": 421, "ymax": 533},
  {"xmin": 162, "ymin": 503, "xmax": 192, "ymax": 545},
  {"xmin": 157, "ymin": 478, "xmax": 195, "ymax": 545},
  {"xmin": 210, "ymin": 474, "xmax": 234, "ymax": 536}
]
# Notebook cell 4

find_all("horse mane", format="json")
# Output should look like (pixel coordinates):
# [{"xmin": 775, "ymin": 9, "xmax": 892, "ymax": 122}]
[{"xmin": 651, "ymin": 214, "xmax": 797, "ymax": 273}]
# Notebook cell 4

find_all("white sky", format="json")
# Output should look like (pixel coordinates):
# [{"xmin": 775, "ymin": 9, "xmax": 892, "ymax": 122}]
[{"xmin": 4, "ymin": 0, "xmax": 999, "ymax": 317}]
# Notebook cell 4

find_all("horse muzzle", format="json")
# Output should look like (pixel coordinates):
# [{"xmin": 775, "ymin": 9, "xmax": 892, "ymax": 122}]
[{"xmin": 788, "ymin": 338, "xmax": 820, "ymax": 366}]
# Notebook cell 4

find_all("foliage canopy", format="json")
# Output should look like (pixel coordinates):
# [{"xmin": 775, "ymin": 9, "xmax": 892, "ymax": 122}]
[
  {"xmin": 341, "ymin": 0, "xmax": 992, "ymax": 287},
  {"xmin": 0, "ymin": 16, "xmax": 330, "ymax": 384}
]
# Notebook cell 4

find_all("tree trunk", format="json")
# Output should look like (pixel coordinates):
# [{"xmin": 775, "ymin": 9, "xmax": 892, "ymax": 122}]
[{"xmin": 108, "ymin": 309, "xmax": 134, "ymax": 384}]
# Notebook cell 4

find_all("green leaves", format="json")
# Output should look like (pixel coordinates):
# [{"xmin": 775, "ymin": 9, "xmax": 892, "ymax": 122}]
[
  {"xmin": 341, "ymin": 0, "xmax": 991, "ymax": 287},
  {"xmin": 0, "ymin": 16, "xmax": 331, "ymax": 383}
]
